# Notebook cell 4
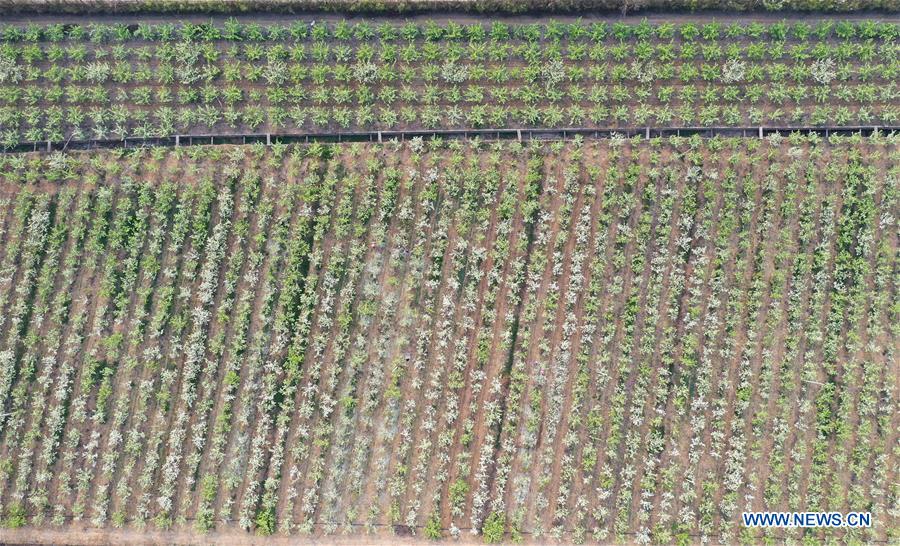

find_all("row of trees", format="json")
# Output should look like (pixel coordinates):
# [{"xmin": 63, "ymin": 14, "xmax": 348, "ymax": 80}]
[
  {"xmin": 0, "ymin": 134, "xmax": 894, "ymax": 543},
  {"xmin": 1, "ymin": 20, "xmax": 897, "ymax": 44}
]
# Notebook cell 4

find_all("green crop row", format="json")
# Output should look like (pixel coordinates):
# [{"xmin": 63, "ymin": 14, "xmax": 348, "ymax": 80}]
[{"xmin": 1, "ymin": 19, "xmax": 898, "ymax": 44}]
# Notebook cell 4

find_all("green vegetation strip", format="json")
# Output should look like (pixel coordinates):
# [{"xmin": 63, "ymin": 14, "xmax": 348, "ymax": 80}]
[
  {"xmin": 0, "ymin": 19, "xmax": 897, "ymax": 147},
  {"xmin": 1, "ymin": 0, "xmax": 898, "ymax": 14}
]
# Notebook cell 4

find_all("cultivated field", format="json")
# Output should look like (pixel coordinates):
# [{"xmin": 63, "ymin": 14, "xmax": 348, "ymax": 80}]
[
  {"xmin": 0, "ymin": 18, "xmax": 898, "ymax": 147},
  {"xmin": 0, "ymin": 134, "xmax": 896, "ymax": 544}
]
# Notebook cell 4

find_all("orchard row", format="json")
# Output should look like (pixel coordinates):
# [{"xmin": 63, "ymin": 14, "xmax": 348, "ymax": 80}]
[
  {"xmin": 0, "ymin": 19, "xmax": 896, "ymax": 143},
  {"xmin": 0, "ymin": 134, "xmax": 895, "ymax": 543}
]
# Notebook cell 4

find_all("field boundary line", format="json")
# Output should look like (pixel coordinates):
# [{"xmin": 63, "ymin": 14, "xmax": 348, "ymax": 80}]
[{"xmin": 4, "ymin": 126, "xmax": 898, "ymax": 154}]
